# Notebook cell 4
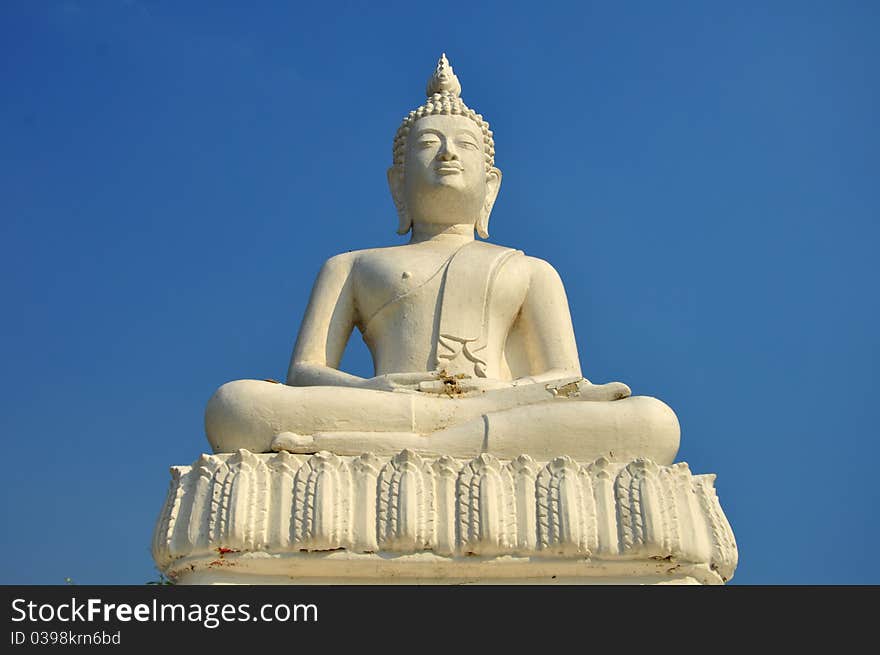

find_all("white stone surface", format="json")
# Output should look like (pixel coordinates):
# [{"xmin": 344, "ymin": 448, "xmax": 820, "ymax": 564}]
[
  {"xmin": 152, "ymin": 450, "xmax": 737, "ymax": 585},
  {"xmin": 152, "ymin": 54, "xmax": 737, "ymax": 585},
  {"xmin": 202, "ymin": 53, "xmax": 680, "ymax": 465}
]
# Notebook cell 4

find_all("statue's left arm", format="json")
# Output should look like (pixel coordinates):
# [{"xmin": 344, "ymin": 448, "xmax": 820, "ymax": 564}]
[
  {"xmin": 510, "ymin": 257, "xmax": 630, "ymax": 400},
  {"xmin": 513, "ymin": 257, "xmax": 584, "ymax": 384}
]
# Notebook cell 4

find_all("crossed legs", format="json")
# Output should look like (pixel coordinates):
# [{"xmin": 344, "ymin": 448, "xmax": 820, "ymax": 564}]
[{"xmin": 205, "ymin": 379, "xmax": 679, "ymax": 464}]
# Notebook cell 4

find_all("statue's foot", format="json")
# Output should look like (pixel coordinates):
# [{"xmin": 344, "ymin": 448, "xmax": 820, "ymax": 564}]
[{"xmin": 271, "ymin": 432, "xmax": 317, "ymax": 454}]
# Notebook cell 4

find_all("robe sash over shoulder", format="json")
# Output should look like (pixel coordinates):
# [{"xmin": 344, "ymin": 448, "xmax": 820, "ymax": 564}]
[{"xmin": 435, "ymin": 240, "xmax": 522, "ymax": 377}]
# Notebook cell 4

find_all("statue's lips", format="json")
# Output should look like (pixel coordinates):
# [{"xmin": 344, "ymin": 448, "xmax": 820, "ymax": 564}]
[{"xmin": 435, "ymin": 164, "xmax": 464, "ymax": 175}]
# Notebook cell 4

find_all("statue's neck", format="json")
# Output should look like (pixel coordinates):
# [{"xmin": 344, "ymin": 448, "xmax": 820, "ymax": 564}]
[{"xmin": 409, "ymin": 222, "xmax": 475, "ymax": 244}]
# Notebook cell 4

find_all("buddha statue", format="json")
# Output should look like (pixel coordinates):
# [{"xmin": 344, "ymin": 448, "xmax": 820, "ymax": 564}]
[{"xmin": 204, "ymin": 54, "xmax": 680, "ymax": 464}]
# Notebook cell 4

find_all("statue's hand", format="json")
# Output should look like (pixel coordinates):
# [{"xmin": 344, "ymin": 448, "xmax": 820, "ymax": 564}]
[
  {"xmin": 360, "ymin": 372, "xmax": 442, "ymax": 393},
  {"xmin": 418, "ymin": 378, "xmax": 514, "ymax": 395}
]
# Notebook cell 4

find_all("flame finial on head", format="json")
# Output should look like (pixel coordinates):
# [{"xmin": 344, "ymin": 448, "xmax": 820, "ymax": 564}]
[{"xmin": 426, "ymin": 53, "xmax": 462, "ymax": 97}]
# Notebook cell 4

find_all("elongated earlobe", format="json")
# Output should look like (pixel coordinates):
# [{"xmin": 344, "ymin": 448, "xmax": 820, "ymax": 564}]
[
  {"xmin": 476, "ymin": 167, "xmax": 502, "ymax": 239},
  {"xmin": 387, "ymin": 165, "xmax": 411, "ymax": 235}
]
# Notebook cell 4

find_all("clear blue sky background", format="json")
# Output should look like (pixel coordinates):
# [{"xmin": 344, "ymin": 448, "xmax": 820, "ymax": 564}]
[{"xmin": 1, "ymin": 1, "xmax": 877, "ymax": 585}]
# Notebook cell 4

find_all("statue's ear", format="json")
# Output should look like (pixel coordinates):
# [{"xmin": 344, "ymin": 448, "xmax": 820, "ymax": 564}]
[
  {"xmin": 476, "ymin": 167, "xmax": 502, "ymax": 239},
  {"xmin": 387, "ymin": 165, "xmax": 411, "ymax": 235}
]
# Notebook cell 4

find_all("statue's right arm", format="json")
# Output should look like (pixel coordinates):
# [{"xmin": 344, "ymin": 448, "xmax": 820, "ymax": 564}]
[{"xmin": 286, "ymin": 253, "xmax": 367, "ymax": 388}]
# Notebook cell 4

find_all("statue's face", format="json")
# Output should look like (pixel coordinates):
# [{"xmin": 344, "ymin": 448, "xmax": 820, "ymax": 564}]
[
  {"xmin": 400, "ymin": 114, "xmax": 493, "ymax": 228},
  {"xmin": 405, "ymin": 114, "xmax": 486, "ymax": 193}
]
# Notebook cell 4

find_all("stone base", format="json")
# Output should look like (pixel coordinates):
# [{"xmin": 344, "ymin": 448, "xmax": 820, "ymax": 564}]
[
  {"xmin": 152, "ymin": 450, "xmax": 737, "ymax": 585},
  {"xmin": 166, "ymin": 552, "xmax": 719, "ymax": 585}
]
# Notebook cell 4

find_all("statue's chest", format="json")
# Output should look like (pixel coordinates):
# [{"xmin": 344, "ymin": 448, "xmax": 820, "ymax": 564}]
[{"xmin": 354, "ymin": 252, "xmax": 451, "ymax": 327}]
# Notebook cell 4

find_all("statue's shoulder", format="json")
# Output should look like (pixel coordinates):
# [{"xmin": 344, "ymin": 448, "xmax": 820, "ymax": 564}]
[
  {"xmin": 316, "ymin": 250, "xmax": 358, "ymax": 275},
  {"xmin": 319, "ymin": 245, "xmax": 396, "ymax": 269},
  {"xmin": 469, "ymin": 239, "xmax": 525, "ymax": 266},
  {"xmin": 474, "ymin": 241, "xmax": 559, "ymax": 276},
  {"xmin": 520, "ymin": 253, "xmax": 567, "ymax": 292},
  {"xmin": 494, "ymin": 249, "xmax": 566, "ymax": 287}
]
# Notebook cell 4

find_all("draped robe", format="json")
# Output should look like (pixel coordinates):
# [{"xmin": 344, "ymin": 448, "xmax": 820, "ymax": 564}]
[{"xmin": 360, "ymin": 240, "xmax": 526, "ymax": 380}]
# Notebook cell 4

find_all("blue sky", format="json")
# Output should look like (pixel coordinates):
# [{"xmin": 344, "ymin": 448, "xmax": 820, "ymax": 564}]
[{"xmin": 1, "ymin": 1, "xmax": 877, "ymax": 584}]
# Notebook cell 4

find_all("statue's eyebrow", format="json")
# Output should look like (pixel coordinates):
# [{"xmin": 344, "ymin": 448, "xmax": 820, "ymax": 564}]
[
  {"xmin": 455, "ymin": 129, "xmax": 480, "ymax": 141},
  {"xmin": 413, "ymin": 127, "xmax": 480, "ymax": 141}
]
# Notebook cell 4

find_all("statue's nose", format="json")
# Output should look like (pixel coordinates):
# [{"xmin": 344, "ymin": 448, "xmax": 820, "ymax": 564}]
[{"xmin": 437, "ymin": 143, "xmax": 459, "ymax": 161}]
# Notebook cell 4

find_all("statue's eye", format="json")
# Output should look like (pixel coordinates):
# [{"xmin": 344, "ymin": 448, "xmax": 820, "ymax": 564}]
[
  {"xmin": 458, "ymin": 140, "xmax": 479, "ymax": 150},
  {"xmin": 418, "ymin": 139, "xmax": 440, "ymax": 148}
]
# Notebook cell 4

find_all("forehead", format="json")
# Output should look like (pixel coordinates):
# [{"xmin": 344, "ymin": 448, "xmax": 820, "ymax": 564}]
[{"xmin": 410, "ymin": 114, "xmax": 482, "ymax": 139}]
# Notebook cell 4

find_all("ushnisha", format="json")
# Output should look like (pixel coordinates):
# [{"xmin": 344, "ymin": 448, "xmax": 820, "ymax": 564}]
[{"xmin": 205, "ymin": 54, "xmax": 680, "ymax": 463}]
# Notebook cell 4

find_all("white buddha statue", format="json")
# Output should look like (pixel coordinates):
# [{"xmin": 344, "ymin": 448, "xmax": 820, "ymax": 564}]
[{"xmin": 205, "ymin": 54, "xmax": 680, "ymax": 464}]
